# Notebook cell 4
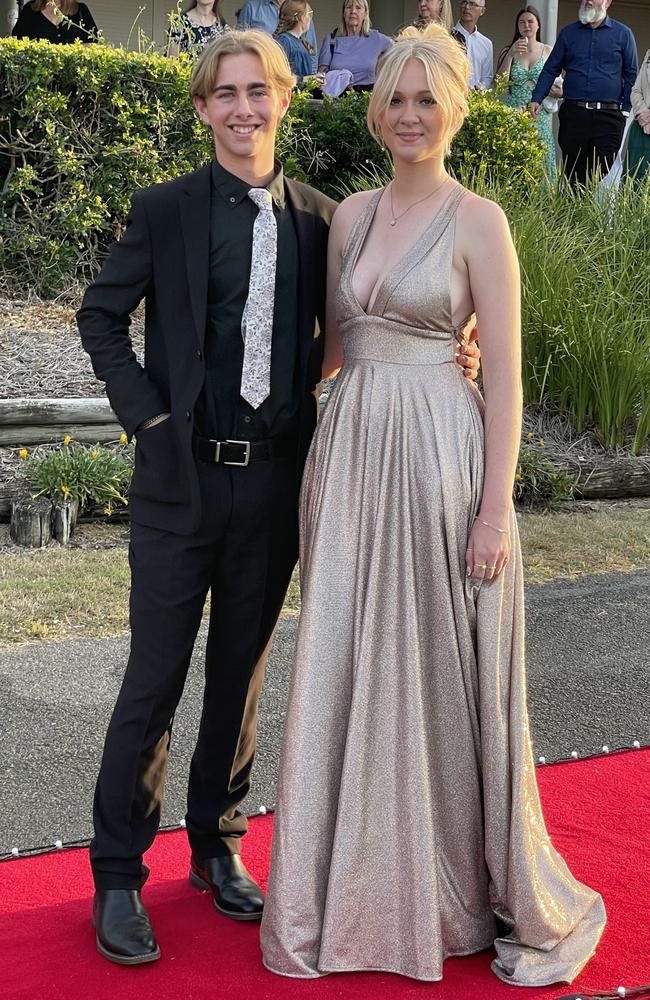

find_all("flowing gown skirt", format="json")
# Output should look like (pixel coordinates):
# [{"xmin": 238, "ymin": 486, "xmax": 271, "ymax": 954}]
[{"xmin": 260, "ymin": 189, "xmax": 606, "ymax": 984}]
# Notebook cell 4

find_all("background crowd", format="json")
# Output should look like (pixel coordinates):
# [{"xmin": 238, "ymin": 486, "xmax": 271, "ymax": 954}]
[{"xmin": 8, "ymin": 0, "xmax": 650, "ymax": 183}]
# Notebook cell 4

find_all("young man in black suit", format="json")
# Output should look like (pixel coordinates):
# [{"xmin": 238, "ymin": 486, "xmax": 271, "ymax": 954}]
[{"xmin": 78, "ymin": 29, "xmax": 479, "ymax": 966}]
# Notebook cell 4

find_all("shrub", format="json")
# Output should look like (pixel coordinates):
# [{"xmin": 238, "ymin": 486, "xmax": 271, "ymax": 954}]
[
  {"xmin": 22, "ymin": 437, "xmax": 134, "ymax": 514},
  {"xmin": 0, "ymin": 39, "xmax": 545, "ymax": 293},
  {"xmin": 514, "ymin": 442, "xmax": 575, "ymax": 510}
]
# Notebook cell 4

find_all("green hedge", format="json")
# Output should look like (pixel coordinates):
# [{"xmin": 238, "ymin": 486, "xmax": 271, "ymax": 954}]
[
  {"xmin": 0, "ymin": 37, "xmax": 544, "ymax": 295},
  {"xmin": 0, "ymin": 38, "xmax": 209, "ymax": 295}
]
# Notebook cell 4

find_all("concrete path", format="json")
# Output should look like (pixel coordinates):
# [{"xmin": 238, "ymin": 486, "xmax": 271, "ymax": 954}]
[{"xmin": 1, "ymin": 570, "xmax": 648, "ymax": 854}]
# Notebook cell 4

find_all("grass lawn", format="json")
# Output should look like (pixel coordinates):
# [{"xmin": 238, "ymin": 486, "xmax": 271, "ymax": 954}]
[{"xmin": 0, "ymin": 504, "xmax": 648, "ymax": 646}]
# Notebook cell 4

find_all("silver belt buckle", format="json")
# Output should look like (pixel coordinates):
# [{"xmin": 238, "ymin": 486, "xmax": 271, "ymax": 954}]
[{"xmin": 224, "ymin": 439, "xmax": 251, "ymax": 466}]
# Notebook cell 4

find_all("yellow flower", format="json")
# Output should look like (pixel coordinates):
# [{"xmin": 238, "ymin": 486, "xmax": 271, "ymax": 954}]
[
  {"xmin": 119, "ymin": 432, "xmax": 128, "ymax": 445},
  {"xmin": 526, "ymin": 432, "xmax": 534, "ymax": 440},
  {"xmin": 515, "ymin": 472, "xmax": 523, "ymax": 481},
  {"xmin": 103, "ymin": 506, "xmax": 113, "ymax": 516},
  {"xmin": 19, "ymin": 448, "xmax": 28, "ymax": 460},
  {"xmin": 538, "ymin": 437, "xmax": 545, "ymax": 447},
  {"xmin": 60, "ymin": 485, "xmax": 71, "ymax": 499},
  {"xmin": 90, "ymin": 448, "xmax": 99, "ymax": 459},
  {"xmin": 63, "ymin": 435, "xmax": 72, "ymax": 446}
]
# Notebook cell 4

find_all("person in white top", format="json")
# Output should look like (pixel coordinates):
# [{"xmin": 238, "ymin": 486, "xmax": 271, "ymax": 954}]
[{"xmin": 454, "ymin": 0, "xmax": 493, "ymax": 88}]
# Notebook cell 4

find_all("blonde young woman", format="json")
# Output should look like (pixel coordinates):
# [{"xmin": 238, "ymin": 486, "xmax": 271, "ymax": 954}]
[
  {"xmin": 12, "ymin": 0, "xmax": 97, "ymax": 43},
  {"xmin": 261, "ymin": 23, "xmax": 606, "ymax": 986}
]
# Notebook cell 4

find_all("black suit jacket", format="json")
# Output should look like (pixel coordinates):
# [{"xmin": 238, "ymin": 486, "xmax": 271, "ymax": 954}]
[{"xmin": 77, "ymin": 163, "xmax": 337, "ymax": 534}]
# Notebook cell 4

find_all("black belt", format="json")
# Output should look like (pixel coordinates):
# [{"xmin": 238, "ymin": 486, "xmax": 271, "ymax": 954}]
[
  {"xmin": 192, "ymin": 434, "xmax": 296, "ymax": 467},
  {"xmin": 566, "ymin": 100, "xmax": 621, "ymax": 111}
]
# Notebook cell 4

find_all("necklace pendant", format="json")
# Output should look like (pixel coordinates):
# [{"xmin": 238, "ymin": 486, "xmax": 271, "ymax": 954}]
[{"xmin": 390, "ymin": 219, "xmax": 396, "ymax": 227}]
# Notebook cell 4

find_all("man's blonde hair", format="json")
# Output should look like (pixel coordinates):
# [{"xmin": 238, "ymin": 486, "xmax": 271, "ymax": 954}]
[
  {"xmin": 190, "ymin": 29, "xmax": 296, "ymax": 100},
  {"xmin": 368, "ymin": 23, "xmax": 469, "ymax": 152}
]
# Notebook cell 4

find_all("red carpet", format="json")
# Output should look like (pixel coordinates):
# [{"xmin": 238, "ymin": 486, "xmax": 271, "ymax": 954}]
[{"xmin": 2, "ymin": 751, "xmax": 649, "ymax": 1000}]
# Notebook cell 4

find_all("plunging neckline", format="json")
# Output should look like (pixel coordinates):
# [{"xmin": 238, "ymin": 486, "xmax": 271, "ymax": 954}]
[
  {"xmin": 512, "ymin": 53, "xmax": 544, "ymax": 74},
  {"xmin": 349, "ymin": 184, "xmax": 464, "ymax": 317},
  {"xmin": 347, "ymin": 183, "xmax": 467, "ymax": 323}
]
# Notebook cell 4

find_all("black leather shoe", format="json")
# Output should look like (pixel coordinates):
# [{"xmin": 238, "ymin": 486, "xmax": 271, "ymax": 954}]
[
  {"xmin": 92, "ymin": 889, "xmax": 161, "ymax": 965},
  {"xmin": 189, "ymin": 855, "xmax": 264, "ymax": 921}
]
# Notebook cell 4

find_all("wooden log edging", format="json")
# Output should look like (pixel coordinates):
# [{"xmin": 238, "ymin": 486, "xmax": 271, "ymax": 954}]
[
  {"xmin": 0, "ymin": 398, "xmax": 116, "ymax": 425},
  {"xmin": 0, "ymin": 397, "xmax": 122, "ymax": 447},
  {"xmin": 0, "ymin": 423, "xmax": 123, "ymax": 446},
  {"xmin": 560, "ymin": 456, "xmax": 650, "ymax": 500}
]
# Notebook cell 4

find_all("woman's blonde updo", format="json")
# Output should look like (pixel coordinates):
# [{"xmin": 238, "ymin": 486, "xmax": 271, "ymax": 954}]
[{"xmin": 368, "ymin": 23, "xmax": 470, "ymax": 153}]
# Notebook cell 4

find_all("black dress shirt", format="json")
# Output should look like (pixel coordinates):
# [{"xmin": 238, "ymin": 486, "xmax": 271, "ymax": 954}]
[
  {"xmin": 194, "ymin": 159, "xmax": 300, "ymax": 443},
  {"xmin": 12, "ymin": 3, "xmax": 98, "ymax": 43}
]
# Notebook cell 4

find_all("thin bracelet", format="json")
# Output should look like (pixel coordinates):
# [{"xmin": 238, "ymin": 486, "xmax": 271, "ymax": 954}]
[{"xmin": 475, "ymin": 516, "xmax": 509, "ymax": 535}]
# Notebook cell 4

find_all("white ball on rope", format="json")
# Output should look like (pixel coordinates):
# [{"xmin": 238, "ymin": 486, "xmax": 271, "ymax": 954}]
[
  {"xmin": 11, "ymin": 847, "xmax": 19, "ymax": 857},
  {"xmin": 617, "ymin": 987, "xmax": 627, "ymax": 998},
  {"xmin": 571, "ymin": 750, "xmax": 578, "ymax": 759},
  {"xmin": 538, "ymin": 756, "xmax": 546, "ymax": 764},
  {"xmin": 602, "ymin": 745, "xmax": 609, "ymax": 753},
  {"xmin": 633, "ymin": 740, "xmax": 641, "ymax": 749},
  {"xmin": 179, "ymin": 818, "xmax": 187, "ymax": 829},
  {"xmin": 259, "ymin": 805, "xmax": 267, "ymax": 815},
  {"xmin": 54, "ymin": 840, "xmax": 63, "ymax": 850}
]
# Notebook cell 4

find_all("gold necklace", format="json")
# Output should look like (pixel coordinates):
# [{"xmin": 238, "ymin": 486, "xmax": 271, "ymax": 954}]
[{"xmin": 389, "ymin": 178, "xmax": 450, "ymax": 227}]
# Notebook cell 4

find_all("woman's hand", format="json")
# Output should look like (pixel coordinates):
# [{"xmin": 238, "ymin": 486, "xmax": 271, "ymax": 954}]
[{"xmin": 465, "ymin": 518, "xmax": 511, "ymax": 582}]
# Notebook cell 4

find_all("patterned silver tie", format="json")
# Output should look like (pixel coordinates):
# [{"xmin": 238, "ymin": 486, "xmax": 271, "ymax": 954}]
[{"xmin": 240, "ymin": 187, "xmax": 277, "ymax": 409}]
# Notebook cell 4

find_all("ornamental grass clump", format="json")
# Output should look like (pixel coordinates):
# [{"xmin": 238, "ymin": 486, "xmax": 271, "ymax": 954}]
[
  {"xmin": 22, "ymin": 437, "xmax": 133, "ymax": 515},
  {"xmin": 510, "ymin": 178, "xmax": 650, "ymax": 453}
]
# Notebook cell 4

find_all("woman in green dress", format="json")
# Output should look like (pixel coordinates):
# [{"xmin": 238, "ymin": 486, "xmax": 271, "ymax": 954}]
[
  {"xmin": 626, "ymin": 49, "xmax": 650, "ymax": 184},
  {"xmin": 496, "ymin": 6, "xmax": 561, "ymax": 182}
]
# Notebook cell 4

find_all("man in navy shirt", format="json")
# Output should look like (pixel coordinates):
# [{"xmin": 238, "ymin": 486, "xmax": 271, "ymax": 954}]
[{"xmin": 531, "ymin": 0, "xmax": 637, "ymax": 186}]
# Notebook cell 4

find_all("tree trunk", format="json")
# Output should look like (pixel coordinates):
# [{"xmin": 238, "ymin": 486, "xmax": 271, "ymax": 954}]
[
  {"xmin": 51, "ymin": 498, "xmax": 79, "ymax": 545},
  {"xmin": 10, "ymin": 497, "xmax": 52, "ymax": 547}
]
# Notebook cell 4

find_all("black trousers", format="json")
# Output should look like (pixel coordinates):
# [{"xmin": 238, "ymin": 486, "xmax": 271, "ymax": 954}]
[
  {"xmin": 558, "ymin": 102, "xmax": 625, "ymax": 187},
  {"xmin": 90, "ymin": 454, "xmax": 299, "ymax": 890}
]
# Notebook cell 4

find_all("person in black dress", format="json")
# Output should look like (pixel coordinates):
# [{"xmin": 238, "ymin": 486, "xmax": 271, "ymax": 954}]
[{"xmin": 12, "ymin": 1, "xmax": 98, "ymax": 43}]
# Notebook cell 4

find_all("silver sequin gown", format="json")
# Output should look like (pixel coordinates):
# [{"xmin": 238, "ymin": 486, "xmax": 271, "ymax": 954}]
[{"xmin": 260, "ymin": 187, "xmax": 606, "ymax": 984}]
